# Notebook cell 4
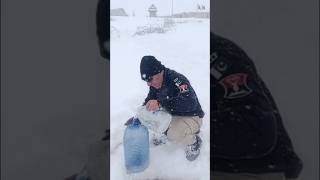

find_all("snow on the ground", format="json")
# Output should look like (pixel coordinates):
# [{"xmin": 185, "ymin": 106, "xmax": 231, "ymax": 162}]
[{"xmin": 110, "ymin": 16, "xmax": 210, "ymax": 180}]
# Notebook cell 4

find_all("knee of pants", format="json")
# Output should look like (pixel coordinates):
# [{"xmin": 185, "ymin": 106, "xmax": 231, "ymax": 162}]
[
  {"xmin": 166, "ymin": 117, "xmax": 201, "ymax": 144},
  {"xmin": 166, "ymin": 127, "xmax": 189, "ymax": 143},
  {"xmin": 166, "ymin": 120, "xmax": 188, "ymax": 142}
]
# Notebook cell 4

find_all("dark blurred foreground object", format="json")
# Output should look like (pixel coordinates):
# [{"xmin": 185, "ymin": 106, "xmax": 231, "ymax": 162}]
[
  {"xmin": 64, "ymin": 174, "xmax": 79, "ymax": 180},
  {"xmin": 211, "ymin": 33, "xmax": 303, "ymax": 179},
  {"xmin": 64, "ymin": 1, "xmax": 109, "ymax": 179},
  {"xmin": 63, "ymin": 135, "xmax": 108, "ymax": 180},
  {"xmin": 96, "ymin": 0, "xmax": 109, "ymax": 59}
]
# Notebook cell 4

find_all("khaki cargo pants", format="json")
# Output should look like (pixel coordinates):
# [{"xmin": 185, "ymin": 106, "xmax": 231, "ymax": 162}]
[{"xmin": 166, "ymin": 116, "xmax": 202, "ymax": 146}]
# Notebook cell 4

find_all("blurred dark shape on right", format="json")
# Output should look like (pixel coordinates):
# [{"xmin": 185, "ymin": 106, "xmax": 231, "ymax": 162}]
[{"xmin": 210, "ymin": 33, "xmax": 303, "ymax": 179}]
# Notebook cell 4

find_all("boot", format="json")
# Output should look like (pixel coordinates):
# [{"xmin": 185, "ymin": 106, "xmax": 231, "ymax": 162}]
[
  {"xmin": 185, "ymin": 135, "xmax": 202, "ymax": 161},
  {"xmin": 151, "ymin": 133, "xmax": 167, "ymax": 146}
]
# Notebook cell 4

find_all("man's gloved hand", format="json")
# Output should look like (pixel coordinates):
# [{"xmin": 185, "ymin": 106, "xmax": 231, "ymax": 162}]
[
  {"xmin": 178, "ymin": 84, "xmax": 189, "ymax": 93},
  {"xmin": 146, "ymin": 99, "xmax": 160, "ymax": 111}
]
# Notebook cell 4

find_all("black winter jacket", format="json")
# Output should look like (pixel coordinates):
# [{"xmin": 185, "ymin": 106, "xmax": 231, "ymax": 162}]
[
  {"xmin": 144, "ymin": 68, "xmax": 204, "ymax": 118},
  {"xmin": 211, "ymin": 33, "xmax": 303, "ymax": 178}
]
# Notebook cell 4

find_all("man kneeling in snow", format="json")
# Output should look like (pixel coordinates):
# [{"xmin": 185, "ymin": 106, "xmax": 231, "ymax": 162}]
[{"xmin": 137, "ymin": 55, "xmax": 204, "ymax": 161}]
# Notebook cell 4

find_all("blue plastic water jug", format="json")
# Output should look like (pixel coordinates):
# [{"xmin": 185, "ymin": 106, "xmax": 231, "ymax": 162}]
[{"xmin": 123, "ymin": 118, "xmax": 150, "ymax": 173}]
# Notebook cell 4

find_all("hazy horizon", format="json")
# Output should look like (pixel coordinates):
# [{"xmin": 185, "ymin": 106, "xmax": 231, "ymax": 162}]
[{"xmin": 111, "ymin": 0, "xmax": 209, "ymax": 17}]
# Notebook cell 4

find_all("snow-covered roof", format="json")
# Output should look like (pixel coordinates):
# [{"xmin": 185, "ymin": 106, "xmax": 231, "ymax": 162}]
[
  {"xmin": 148, "ymin": 4, "xmax": 157, "ymax": 12},
  {"xmin": 111, "ymin": 8, "xmax": 128, "ymax": 16}
]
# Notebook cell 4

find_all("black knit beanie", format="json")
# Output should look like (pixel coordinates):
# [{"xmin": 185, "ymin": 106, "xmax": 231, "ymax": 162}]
[{"xmin": 140, "ymin": 56, "xmax": 164, "ymax": 81}]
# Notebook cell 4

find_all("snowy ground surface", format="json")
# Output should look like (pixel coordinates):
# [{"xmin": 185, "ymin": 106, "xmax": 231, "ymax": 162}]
[{"xmin": 110, "ymin": 16, "xmax": 210, "ymax": 180}]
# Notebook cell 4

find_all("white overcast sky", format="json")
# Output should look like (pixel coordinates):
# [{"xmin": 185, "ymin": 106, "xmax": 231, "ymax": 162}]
[{"xmin": 111, "ymin": 0, "xmax": 210, "ymax": 16}]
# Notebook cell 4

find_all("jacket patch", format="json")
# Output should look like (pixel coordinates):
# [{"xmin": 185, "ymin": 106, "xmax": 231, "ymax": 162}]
[{"xmin": 219, "ymin": 73, "xmax": 252, "ymax": 99}]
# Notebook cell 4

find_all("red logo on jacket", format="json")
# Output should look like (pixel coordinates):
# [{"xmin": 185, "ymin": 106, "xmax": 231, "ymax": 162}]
[{"xmin": 219, "ymin": 73, "xmax": 252, "ymax": 99}]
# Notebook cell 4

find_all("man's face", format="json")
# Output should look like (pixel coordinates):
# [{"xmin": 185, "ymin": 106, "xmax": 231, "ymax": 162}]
[{"xmin": 147, "ymin": 70, "xmax": 164, "ymax": 89}]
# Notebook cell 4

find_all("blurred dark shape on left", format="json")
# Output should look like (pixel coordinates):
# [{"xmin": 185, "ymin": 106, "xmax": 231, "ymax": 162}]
[{"xmin": 96, "ymin": 0, "xmax": 109, "ymax": 59}]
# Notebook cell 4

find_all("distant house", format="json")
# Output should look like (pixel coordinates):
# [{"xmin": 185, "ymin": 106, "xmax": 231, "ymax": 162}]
[
  {"xmin": 110, "ymin": 8, "xmax": 128, "ymax": 16},
  {"xmin": 148, "ymin": 4, "xmax": 157, "ymax": 17},
  {"xmin": 197, "ymin": 4, "xmax": 201, "ymax": 10}
]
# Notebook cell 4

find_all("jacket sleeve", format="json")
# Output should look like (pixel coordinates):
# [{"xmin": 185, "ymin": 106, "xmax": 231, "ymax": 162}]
[
  {"xmin": 158, "ymin": 73, "xmax": 199, "ymax": 113},
  {"xmin": 211, "ymin": 34, "xmax": 277, "ymax": 159},
  {"xmin": 143, "ymin": 87, "xmax": 157, "ymax": 105}
]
